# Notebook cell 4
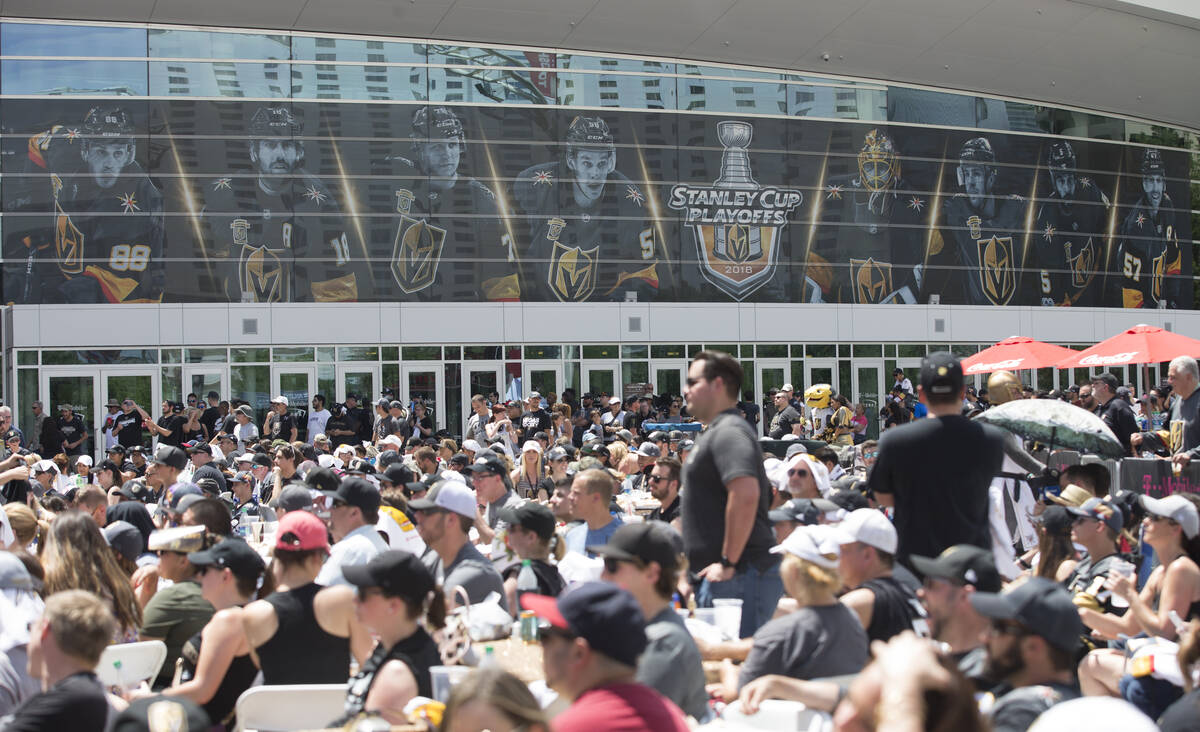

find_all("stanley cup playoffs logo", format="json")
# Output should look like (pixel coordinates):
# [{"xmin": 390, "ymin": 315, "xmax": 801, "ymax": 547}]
[{"xmin": 668, "ymin": 121, "xmax": 802, "ymax": 300}]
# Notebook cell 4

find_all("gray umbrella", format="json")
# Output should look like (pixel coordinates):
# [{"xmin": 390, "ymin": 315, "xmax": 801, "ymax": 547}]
[{"xmin": 976, "ymin": 399, "xmax": 1125, "ymax": 459}]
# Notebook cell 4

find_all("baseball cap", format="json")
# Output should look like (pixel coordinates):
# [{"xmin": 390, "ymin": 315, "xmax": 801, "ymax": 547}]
[
  {"xmin": 111, "ymin": 696, "xmax": 210, "ymax": 732},
  {"xmin": 1090, "ymin": 372, "xmax": 1119, "ymax": 392},
  {"xmin": 589, "ymin": 522, "xmax": 683, "ymax": 572},
  {"xmin": 767, "ymin": 497, "xmax": 837, "ymax": 525},
  {"xmin": 270, "ymin": 395, "xmax": 289, "ymax": 406},
  {"xmin": 187, "ymin": 537, "xmax": 265, "ymax": 580},
  {"xmin": 389, "ymin": 400, "xmax": 404, "ymax": 411},
  {"xmin": 634, "ymin": 442, "xmax": 661, "ymax": 458},
  {"xmin": 833, "ymin": 508, "xmax": 897, "ymax": 554},
  {"xmin": 616, "ymin": 429, "xmax": 634, "ymax": 443},
  {"xmin": 498, "ymin": 502, "xmax": 556, "ymax": 541},
  {"xmin": 1033, "ymin": 505, "xmax": 1074, "ymax": 536},
  {"xmin": 344, "ymin": 550, "xmax": 435, "ymax": 598},
  {"xmin": 780, "ymin": 383, "xmax": 795, "ymax": 392},
  {"xmin": 250, "ymin": 453, "xmax": 273, "ymax": 469},
  {"xmin": 304, "ymin": 466, "xmax": 341, "ymax": 494},
  {"xmin": 235, "ymin": 404, "xmax": 254, "ymax": 419},
  {"xmin": 546, "ymin": 446, "xmax": 569, "ymax": 462},
  {"xmin": 528, "ymin": 391, "xmax": 542, "ymax": 401},
  {"xmin": 521, "ymin": 440, "xmax": 543, "ymax": 455},
  {"xmin": 521, "ymin": 582, "xmax": 646, "ymax": 667},
  {"xmin": 0, "ymin": 551, "xmax": 34, "ymax": 591},
  {"xmin": 1048, "ymin": 483, "xmax": 1093, "ymax": 508},
  {"xmin": 230, "ymin": 470, "xmax": 253, "ymax": 485},
  {"xmin": 272, "ymin": 484, "xmax": 316, "ymax": 512},
  {"xmin": 275, "ymin": 510, "xmax": 330, "ymax": 552},
  {"xmin": 116, "ymin": 480, "xmax": 153, "ymax": 503},
  {"xmin": 107, "ymin": 444, "xmax": 127, "ymax": 455},
  {"xmin": 167, "ymin": 485, "xmax": 202, "ymax": 512},
  {"xmin": 175, "ymin": 493, "xmax": 206, "ymax": 515},
  {"xmin": 769, "ymin": 524, "xmax": 843, "ymax": 568},
  {"xmin": 608, "ymin": 397, "xmax": 621, "ymax": 405},
  {"xmin": 1066, "ymin": 497, "xmax": 1124, "ymax": 533},
  {"xmin": 448, "ymin": 453, "xmax": 471, "ymax": 467},
  {"xmin": 909, "ymin": 544, "xmax": 1002, "ymax": 592},
  {"xmin": 970, "ymin": 576, "xmax": 1085, "ymax": 652},
  {"xmin": 382, "ymin": 463, "xmax": 415, "ymax": 486},
  {"xmin": 408, "ymin": 479, "xmax": 477, "ymax": 519},
  {"xmin": 465, "ymin": 457, "xmax": 506, "ymax": 476},
  {"xmin": 461, "ymin": 439, "xmax": 483, "ymax": 453},
  {"xmin": 74, "ymin": 454, "xmax": 93, "ymax": 468},
  {"xmin": 677, "ymin": 439, "xmax": 695, "ymax": 451},
  {"xmin": 186, "ymin": 443, "xmax": 212, "ymax": 456},
  {"xmin": 103, "ymin": 521, "xmax": 144, "ymax": 564},
  {"xmin": 1141, "ymin": 494, "xmax": 1200, "ymax": 539},
  {"xmin": 920, "ymin": 351, "xmax": 963, "ymax": 396},
  {"xmin": 323, "ymin": 476, "xmax": 381, "ymax": 515},
  {"xmin": 152, "ymin": 446, "xmax": 188, "ymax": 471}
]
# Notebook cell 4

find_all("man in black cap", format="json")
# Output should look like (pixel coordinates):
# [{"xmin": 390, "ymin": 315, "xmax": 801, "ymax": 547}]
[
  {"xmin": 145, "ymin": 446, "xmax": 188, "ymax": 502},
  {"xmin": 522, "ymin": 582, "xmax": 689, "ymax": 732},
  {"xmin": 322, "ymin": 401, "xmax": 356, "ymax": 447},
  {"xmin": 970, "ymin": 577, "xmax": 1083, "ymax": 731},
  {"xmin": 187, "ymin": 444, "xmax": 227, "ymax": 496},
  {"xmin": 868, "ymin": 351, "xmax": 1005, "ymax": 567},
  {"xmin": 1090, "ymin": 372, "xmax": 1137, "ymax": 456},
  {"xmin": 498, "ymin": 501, "xmax": 566, "ymax": 607},
  {"xmin": 378, "ymin": 401, "xmax": 411, "ymax": 444},
  {"xmin": 466, "ymin": 456, "xmax": 522, "ymax": 548},
  {"xmin": 593, "ymin": 524, "xmax": 709, "ymax": 721},
  {"xmin": 911, "ymin": 544, "xmax": 1002, "ymax": 689},
  {"xmin": 55, "ymin": 404, "xmax": 88, "ymax": 457},
  {"xmin": 1063, "ymin": 497, "xmax": 1128, "ymax": 617},
  {"xmin": 317, "ymin": 477, "xmax": 387, "ymax": 587}
]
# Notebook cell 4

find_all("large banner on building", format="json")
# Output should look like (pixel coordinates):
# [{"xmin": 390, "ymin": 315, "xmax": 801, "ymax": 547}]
[{"xmin": 2, "ymin": 100, "xmax": 1192, "ymax": 308}]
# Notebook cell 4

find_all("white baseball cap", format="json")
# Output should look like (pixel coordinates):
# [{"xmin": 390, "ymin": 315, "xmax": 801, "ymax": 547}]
[
  {"xmin": 780, "ymin": 383, "xmax": 795, "ymax": 392},
  {"xmin": 270, "ymin": 395, "xmax": 289, "ymax": 406},
  {"xmin": 379, "ymin": 435, "xmax": 404, "ymax": 450},
  {"xmin": 75, "ymin": 455, "xmax": 94, "ymax": 467},
  {"xmin": 410, "ymin": 479, "xmax": 477, "ymax": 519},
  {"xmin": 1141, "ymin": 494, "xmax": 1200, "ymax": 539},
  {"xmin": 769, "ymin": 524, "xmax": 843, "ymax": 568},
  {"xmin": 522, "ymin": 440, "xmax": 543, "ymax": 454},
  {"xmin": 834, "ymin": 508, "xmax": 898, "ymax": 554},
  {"xmin": 608, "ymin": 396, "xmax": 622, "ymax": 405},
  {"xmin": 462, "ymin": 439, "xmax": 483, "ymax": 453}
]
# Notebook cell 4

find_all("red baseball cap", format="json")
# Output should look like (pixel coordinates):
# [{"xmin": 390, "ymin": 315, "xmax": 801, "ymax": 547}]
[{"xmin": 275, "ymin": 510, "xmax": 329, "ymax": 552}]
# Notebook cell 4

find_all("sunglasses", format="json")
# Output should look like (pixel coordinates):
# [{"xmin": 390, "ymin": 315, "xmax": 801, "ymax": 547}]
[
  {"xmin": 788, "ymin": 469, "xmax": 810, "ymax": 478},
  {"xmin": 646, "ymin": 474, "xmax": 668, "ymax": 484},
  {"xmin": 602, "ymin": 556, "xmax": 643, "ymax": 574}
]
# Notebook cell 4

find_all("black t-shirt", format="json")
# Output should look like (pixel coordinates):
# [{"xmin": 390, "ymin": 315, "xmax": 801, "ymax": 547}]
[
  {"xmin": 519, "ymin": 409, "xmax": 552, "ymax": 441},
  {"xmin": 680, "ymin": 408, "xmax": 778, "ymax": 570},
  {"xmin": 768, "ymin": 406, "xmax": 802, "ymax": 439},
  {"xmin": 336, "ymin": 628, "xmax": 441, "ymax": 725},
  {"xmin": 502, "ymin": 558, "xmax": 566, "ymax": 598},
  {"xmin": 200, "ymin": 406, "xmax": 222, "ymax": 437},
  {"xmin": 861, "ymin": 575, "xmax": 929, "ymax": 642},
  {"xmin": 267, "ymin": 413, "xmax": 295, "ymax": 441},
  {"xmin": 323, "ymin": 415, "xmax": 355, "ymax": 441},
  {"xmin": 379, "ymin": 415, "xmax": 411, "ymax": 440},
  {"xmin": 56, "ymin": 416, "xmax": 87, "ymax": 455},
  {"xmin": 179, "ymin": 627, "xmax": 258, "ymax": 727},
  {"xmin": 1098, "ymin": 397, "xmax": 1138, "ymax": 456},
  {"xmin": 193, "ymin": 464, "xmax": 228, "ymax": 494},
  {"xmin": 3, "ymin": 671, "xmax": 108, "ymax": 732},
  {"xmin": 113, "ymin": 410, "xmax": 145, "ymax": 448},
  {"xmin": 649, "ymin": 495, "xmax": 680, "ymax": 524},
  {"xmin": 867, "ymin": 414, "xmax": 1004, "ymax": 564},
  {"xmin": 157, "ymin": 414, "xmax": 186, "ymax": 447},
  {"xmin": 987, "ymin": 682, "xmax": 1079, "ymax": 732},
  {"xmin": 1159, "ymin": 688, "xmax": 1200, "ymax": 732}
]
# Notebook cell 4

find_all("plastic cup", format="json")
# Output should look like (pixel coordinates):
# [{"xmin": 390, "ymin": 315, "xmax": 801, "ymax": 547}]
[
  {"xmin": 430, "ymin": 665, "xmax": 473, "ymax": 703},
  {"xmin": 713, "ymin": 598, "xmax": 743, "ymax": 640},
  {"xmin": 693, "ymin": 607, "xmax": 718, "ymax": 628}
]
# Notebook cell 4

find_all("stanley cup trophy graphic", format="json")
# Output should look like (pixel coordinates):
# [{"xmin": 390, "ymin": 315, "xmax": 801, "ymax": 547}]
[{"xmin": 712, "ymin": 121, "xmax": 762, "ymax": 261}]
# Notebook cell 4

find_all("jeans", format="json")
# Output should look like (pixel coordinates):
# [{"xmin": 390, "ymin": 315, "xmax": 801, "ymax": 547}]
[
  {"xmin": 697, "ymin": 559, "xmax": 783, "ymax": 639},
  {"xmin": 1120, "ymin": 673, "xmax": 1182, "ymax": 720}
]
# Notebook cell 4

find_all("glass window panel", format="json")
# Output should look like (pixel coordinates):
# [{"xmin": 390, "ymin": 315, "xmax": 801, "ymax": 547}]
[
  {"xmin": 162, "ymin": 348, "xmax": 182, "ymax": 364},
  {"xmin": 839, "ymin": 360, "xmax": 852, "ymax": 398},
  {"xmin": 185, "ymin": 348, "xmax": 227, "ymax": 363},
  {"xmin": 951, "ymin": 344, "xmax": 978, "ymax": 358},
  {"xmin": 650, "ymin": 345, "xmax": 686, "ymax": 359},
  {"xmin": 740, "ymin": 361, "xmax": 754, "ymax": 400},
  {"xmin": 623, "ymin": 362, "xmax": 650, "ymax": 387},
  {"xmin": 463, "ymin": 346, "xmax": 502, "ymax": 360},
  {"xmin": 704, "ymin": 344, "xmax": 738, "ymax": 356},
  {"xmin": 679, "ymin": 63, "xmax": 779, "ymax": 81},
  {"xmin": 382, "ymin": 364, "xmax": 399, "ymax": 396},
  {"xmin": 231, "ymin": 365, "xmax": 271, "ymax": 417},
  {"xmin": 556, "ymin": 73, "xmax": 675, "ymax": 109},
  {"xmin": 2, "ymin": 60, "xmax": 148, "ymax": 95},
  {"xmin": 466, "ymin": 367, "xmax": 499, "ymax": 404},
  {"xmin": 582, "ymin": 345, "xmax": 619, "ymax": 359},
  {"xmin": 791, "ymin": 362, "xmax": 804, "ymax": 392},
  {"xmin": 1052, "ymin": 109, "xmax": 1123, "ymax": 141},
  {"xmin": 565, "ymin": 363, "xmax": 581, "ymax": 395},
  {"xmin": 337, "ymin": 347, "xmax": 379, "ymax": 362},
  {"xmin": 559, "ymin": 55, "xmax": 672, "ymax": 73},
  {"xmin": 621, "ymin": 345, "xmax": 648, "ymax": 360},
  {"xmin": 291, "ymin": 63, "xmax": 426, "ymax": 101},
  {"xmin": 17, "ymin": 351, "xmax": 37, "ymax": 366},
  {"xmin": 401, "ymin": 346, "xmax": 441, "ymax": 361},
  {"xmin": 17, "ymin": 370, "xmax": 39, "ymax": 441},
  {"xmin": 679, "ymin": 76, "xmax": 785, "ymax": 115},
  {"xmin": 524, "ymin": 346, "xmax": 561, "ymax": 359},
  {"xmin": 806, "ymin": 344, "xmax": 835, "ymax": 358},
  {"xmin": 291, "ymin": 36, "xmax": 425, "ymax": 63},
  {"xmin": 564, "ymin": 346, "xmax": 581, "ymax": 360},
  {"xmin": 444, "ymin": 363, "xmax": 462, "ymax": 438},
  {"xmin": 443, "ymin": 346, "xmax": 461, "ymax": 360},
  {"xmin": 426, "ymin": 45, "xmax": 557, "ymax": 105},
  {"xmin": 587, "ymin": 369, "xmax": 615, "ymax": 397},
  {"xmin": 148, "ymin": 29, "xmax": 289, "ymax": 60},
  {"xmin": 688, "ymin": 345, "xmax": 702, "ymax": 357},
  {"xmin": 505, "ymin": 347, "xmax": 521, "ymax": 360},
  {"xmin": 852, "ymin": 344, "xmax": 882, "ymax": 357},
  {"xmin": 150, "ymin": 61, "xmax": 291, "ymax": 98},
  {"xmin": 655, "ymin": 367, "xmax": 681, "ymax": 398},
  {"xmin": 318, "ymin": 365, "xmax": 336, "ymax": 407},
  {"xmin": 231, "ymin": 348, "xmax": 270, "ymax": 363},
  {"xmin": 42, "ymin": 350, "xmax": 157, "ymax": 365},
  {"xmin": 382, "ymin": 346, "xmax": 400, "ymax": 361},
  {"xmin": 1001, "ymin": 101, "xmax": 1052, "ymax": 134},
  {"xmin": 3, "ymin": 23, "xmax": 146, "ymax": 57},
  {"xmin": 757, "ymin": 345, "xmax": 788, "ymax": 358},
  {"xmin": 161, "ymin": 366, "xmax": 182, "ymax": 403},
  {"xmin": 789, "ymin": 84, "xmax": 886, "ymax": 120},
  {"xmin": 317, "ymin": 347, "xmax": 335, "ymax": 362},
  {"xmin": 898, "ymin": 345, "xmax": 926, "ymax": 359},
  {"xmin": 273, "ymin": 347, "xmax": 314, "ymax": 363},
  {"xmin": 527, "ymin": 368, "xmax": 558, "ymax": 396},
  {"xmin": 885, "ymin": 345, "xmax": 897, "ymax": 357},
  {"xmin": 47, "ymin": 375, "xmax": 95, "ymax": 455},
  {"xmin": 741, "ymin": 345, "xmax": 754, "ymax": 358}
]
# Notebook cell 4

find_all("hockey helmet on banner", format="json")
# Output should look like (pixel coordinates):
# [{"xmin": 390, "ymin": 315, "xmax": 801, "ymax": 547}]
[
  {"xmin": 412, "ymin": 106, "xmax": 465, "ymax": 141},
  {"xmin": 566, "ymin": 116, "xmax": 614, "ymax": 153},
  {"xmin": 1140, "ymin": 148, "xmax": 1165, "ymax": 177},
  {"xmin": 857, "ymin": 129, "xmax": 899, "ymax": 193},
  {"xmin": 957, "ymin": 137, "xmax": 996, "ymax": 187},
  {"xmin": 1047, "ymin": 141, "xmax": 1076, "ymax": 171},
  {"xmin": 249, "ymin": 106, "xmax": 303, "ymax": 138},
  {"xmin": 82, "ymin": 106, "xmax": 134, "ymax": 141}
]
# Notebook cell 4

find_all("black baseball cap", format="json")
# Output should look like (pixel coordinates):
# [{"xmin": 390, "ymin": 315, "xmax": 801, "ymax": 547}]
[
  {"xmin": 970, "ymin": 576, "xmax": 1085, "ymax": 652},
  {"xmin": 343, "ymin": 549, "xmax": 435, "ymax": 598},
  {"xmin": 323, "ymin": 476, "xmax": 381, "ymax": 514},
  {"xmin": 187, "ymin": 537, "xmax": 265, "ymax": 580},
  {"xmin": 498, "ymin": 502, "xmax": 556, "ymax": 541},
  {"xmin": 1066, "ymin": 497, "xmax": 1124, "ymax": 533},
  {"xmin": 1090, "ymin": 372, "xmax": 1119, "ymax": 392},
  {"xmin": 589, "ymin": 522, "xmax": 684, "ymax": 573},
  {"xmin": 910, "ymin": 544, "xmax": 1002, "ymax": 592},
  {"xmin": 521, "ymin": 582, "xmax": 647, "ymax": 667},
  {"xmin": 381, "ymin": 463, "xmax": 414, "ymax": 486},
  {"xmin": 152, "ymin": 446, "xmax": 188, "ymax": 471},
  {"xmin": 376, "ymin": 449, "xmax": 402, "ymax": 470},
  {"xmin": 117, "ymin": 480, "xmax": 154, "ymax": 503},
  {"xmin": 107, "ymin": 444, "xmax": 127, "ymax": 455},
  {"xmin": 920, "ymin": 351, "xmax": 964, "ymax": 396},
  {"xmin": 449, "ymin": 452, "xmax": 471, "ymax": 467},
  {"xmin": 1033, "ymin": 505, "xmax": 1074, "ymax": 536},
  {"xmin": 465, "ymin": 457, "xmax": 506, "ymax": 476},
  {"xmin": 186, "ymin": 443, "xmax": 212, "ymax": 456},
  {"xmin": 271, "ymin": 484, "xmax": 315, "ymax": 512},
  {"xmin": 168, "ymin": 485, "xmax": 202, "ymax": 512},
  {"xmin": 250, "ymin": 452, "xmax": 273, "ymax": 469},
  {"xmin": 304, "ymin": 467, "xmax": 341, "ymax": 494}
]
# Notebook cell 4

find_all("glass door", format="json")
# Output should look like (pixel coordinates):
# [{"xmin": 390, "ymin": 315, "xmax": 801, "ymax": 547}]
[
  {"xmin": 182, "ymin": 367, "xmax": 226, "ymax": 406},
  {"xmin": 101, "ymin": 370, "xmax": 157, "ymax": 452},
  {"xmin": 757, "ymin": 360, "xmax": 790, "ymax": 437},
  {"xmin": 463, "ymin": 362, "xmax": 503, "ymax": 435},
  {"xmin": 523, "ymin": 364, "xmax": 562, "ymax": 403},
  {"xmin": 853, "ymin": 363, "xmax": 883, "ymax": 440},
  {"xmin": 272, "ymin": 367, "xmax": 316, "ymax": 443},
  {"xmin": 582, "ymin": 361, "xmax": 620, "ymax": 401},
  {"xmin": 41, "ymin": 370, "xmax": 96, "ymax": 459},
  {"xmin": 402, "ymin": 365, "xmax": 445, "ymax": 432},
  {"xmin": 336, "ymin": 365, "xmax": 378, "ymax": 405},
  {"xmin": 650, "ymin": 361, "xmax": 687, "ymax": 401},
  {"xmin": 804, "ymin": 359, "xmax": 837, "ymax": 393}
]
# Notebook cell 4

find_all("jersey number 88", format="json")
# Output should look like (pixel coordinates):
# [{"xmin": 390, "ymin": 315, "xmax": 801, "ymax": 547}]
[{"xmin": 108, "ymin": 244, "xmax": 151, "ymax": 272}]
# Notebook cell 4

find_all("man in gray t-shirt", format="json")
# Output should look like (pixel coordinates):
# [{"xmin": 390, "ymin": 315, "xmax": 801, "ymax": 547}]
[
  {"xmin": 593, "ymin": 522, "xmax": 710, "ymax": 721},
  {"xmin": 412, "ymin": 479, "xmax": 508, "ymax": 610},
  {"xmin": 1167, "ymin": 356, "xmax": 1200, "ymax": 465},
  {"xmin": 737, "ymin": 603, "xmax": 869, "ymax": 689}
]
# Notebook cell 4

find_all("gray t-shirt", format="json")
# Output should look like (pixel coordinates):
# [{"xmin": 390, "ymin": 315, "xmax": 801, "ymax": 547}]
[
  {"xmin": 637, "ymin": 608, "xmax": 710, "ymax": 721},
  {"xmin": 1169, "ymin": 389, "xmax": 1200, "ymax": 459},
  {"xmin": 485, "ymin": 489, "xmax": 523, "ymax": 530},
  {"xmin": 0, "ymin": 648, "xmax": 36, "ymax": 717},
  {"xmin": 738, "ymin": 603, "xmax": 869, "ymax": 689},
  {"xmin": 442, "ymin": 542, "xmax": 508, "ymax": 611}
]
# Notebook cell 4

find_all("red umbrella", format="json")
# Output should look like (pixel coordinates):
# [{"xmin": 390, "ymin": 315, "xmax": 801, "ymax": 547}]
[
  {"xmin": 960, "ymin": 336, "xmax": 1077, "ymax": 375},
  {"xmin": 1055, "ymin": 324, "xmax": 1200, "ymax": 369}
]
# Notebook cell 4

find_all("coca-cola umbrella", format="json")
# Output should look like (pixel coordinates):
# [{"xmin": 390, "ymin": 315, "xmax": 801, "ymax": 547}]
[
  {"xmin": 975, "ymin": 398, "xmax": 1125, "ymax": 459},
  {"xmin": 960, "ymin": 336, "xmax": 1077, "ymax": 376},
  {"xmin": 1055, "ymin": 324, "xmax": 1200, "ymax": 370}
]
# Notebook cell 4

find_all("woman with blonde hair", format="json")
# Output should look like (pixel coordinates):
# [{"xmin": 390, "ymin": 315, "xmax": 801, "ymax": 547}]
[
  {"xmin": 440, "ymin": 668, "xmax": 549, "ymax": 732},
  {"xmin": 714, "ymin": 525, "xmax": 868, "ymax": 700},
  {"xmin": 437, "ymin": 438, "xmax": 458, "ymax": 463},
  {"xmin": 3, "ymin": 504, "xmax": 45, "ymax": 553},
  {"xmin": 42, "ymin": 511, "xmax": 142, "ymax": 642},
  {"xmin": 608, "ymin": 441, "xmax": 632, "ymax": 475},
  {"xmin": 511, "ymin": 441, "xmax": 544, "ymax": 501}
]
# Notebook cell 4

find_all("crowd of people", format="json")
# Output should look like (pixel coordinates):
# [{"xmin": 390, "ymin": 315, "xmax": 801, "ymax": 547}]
[{"xmin": 0, "ymin": 349, "xmax": 1197, "ymax": 731}]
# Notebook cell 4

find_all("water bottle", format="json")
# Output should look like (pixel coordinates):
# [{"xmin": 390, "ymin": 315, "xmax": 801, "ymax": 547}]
[{"xmin": 516, "ymin": 559, "xmax": 539, "ymax": 603}]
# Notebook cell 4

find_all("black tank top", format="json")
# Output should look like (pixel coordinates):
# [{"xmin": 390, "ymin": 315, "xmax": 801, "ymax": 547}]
[
  {"xmin": 179, "ymin": 628, "xmax": 259, "ymax": 727},
  {"xmin": 257, "ymin": 583, "xmax": 349, "ymax": 685},
  {"xmin": 334, "ymin": 628, "xmax": 440, "ymax": 725},
  {"xmin": 862, "ymin": 575, "xmax": 929, "ymax": 642}
]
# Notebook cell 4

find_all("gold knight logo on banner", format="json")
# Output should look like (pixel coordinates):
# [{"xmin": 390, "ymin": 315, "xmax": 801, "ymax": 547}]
[
  {"xmin": 390, "ymin": 214, "xmax": 447, "ymax": 294},
  {"xmin": 1067, "ymin": 238, "xmax": 1097, "ymax": 289},
  {"xmin": 667, "ymin": 120, "xmax": 803, "ymax": 301},
  {"xmin": 544, "ymin": 217, "xmax": 597, "ymax": 301},
  {"xmin": 977, "ymin": 235, "xmax": 1016, "ymax": 305},
  {"xmin": 850, "ymin": 257, "xmax": 894, "ymax": 304}
]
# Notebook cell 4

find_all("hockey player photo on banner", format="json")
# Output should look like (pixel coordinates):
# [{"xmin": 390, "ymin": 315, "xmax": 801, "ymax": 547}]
[{"xmin": 1110, "ymin": 147, "xmax": 1186, "ymax": 309}]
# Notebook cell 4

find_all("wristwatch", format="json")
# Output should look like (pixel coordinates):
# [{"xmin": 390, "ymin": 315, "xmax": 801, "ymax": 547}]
[{"xmin": 720, "ymin": 555, "xmax": 735, "ymax": 568}]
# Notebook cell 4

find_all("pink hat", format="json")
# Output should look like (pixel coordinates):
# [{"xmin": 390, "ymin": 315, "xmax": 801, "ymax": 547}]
[{"xmin": 275, "ymin": 510, "xmax": 329, "ymax": 552}]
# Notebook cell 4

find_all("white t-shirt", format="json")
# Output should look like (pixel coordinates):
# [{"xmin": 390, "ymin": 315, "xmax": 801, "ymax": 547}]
[
  {"xmin": 233, "ymin": 422, "xmax": 259, "ymax": 451},
  {"xmin": 307, "ymin": 409, "xmax": 331, "ymax": 440}
]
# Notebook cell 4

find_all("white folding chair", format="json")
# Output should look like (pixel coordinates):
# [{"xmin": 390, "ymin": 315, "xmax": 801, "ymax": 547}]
[
  {"xmin": 234, "ymin": 684, "xmax": 347, "ymax": 732},
  {"xmin": 95, "ymin": 640, "xmax": 167, "ymax": 689},
  {"xmin": 721, "ymin": 699, "xmax": 833, "ymax": 731}
]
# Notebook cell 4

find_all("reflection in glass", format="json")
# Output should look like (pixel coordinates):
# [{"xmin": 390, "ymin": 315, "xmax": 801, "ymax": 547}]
[
  {"xmin": 427, "ymin": 45, "xmax": 556, "ymax": 105},
  {"xmin": 2, "ymin": 23, "xmax": 146, "ymax": 57},
  {"xmin": 789, "ymin": 84, "xmax": 886, "ymax": 120},
  {"xmin": 2, "ymin": 60, "xmax": 148, "ymax": 95},
  {"xmin": 558, "ymin": 73, "xmax": 675, "ymax": 109},
  {"xmin": 680, "ymin": 77, "xmax": 785, "ymax": 115},
  {"xmin": 292, "ymin": 36, "xmax": 425, "ymax": 64},
  {"xmin": 148, "ymin": 29, "xmax": 289, "ymax": 60},
  {"xmin": 150, "ymin": 61, "xmax": 290, "ymax": 98},
  {"xmin": 291, "ymin": 64, "xmax": 426, "ymax": 101}
]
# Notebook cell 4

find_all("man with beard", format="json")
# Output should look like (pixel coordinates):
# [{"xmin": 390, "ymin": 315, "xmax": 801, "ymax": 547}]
[
  {"xmin": 1112, "ymin": 148, "xmax": 1184, "ymax": 308},
  {"xmin": 933, "ymin": 137, "xmax": 1027, "ymax": 306},
  {"xmin": 970, "ymin": 577, "xmax": 1083, "ymax": 732},
  {"xmin": 204, "ymin": 105, "xmax": 366, "ymax": 303},
  {"xmin": 1034, "ymin": 141, "xmax": 1111, "ymax": 307},
  {"xmin": 23, "ymin": 106, "xmax": 166, "ymax": 304},
  {"xmin": 514, "ymin": 115, "xmax": 666, "ymax": 303},
  {"xmin": 911, "ymin": 544, "xmax": 1001, "ymax": 690},
  {"xmin": 376, "ymin": 106, "xmax": 519, "ymax": 301},
  {"xmin": 646, "ymin": 456, "xmax": 682, "ymax": 527}
]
